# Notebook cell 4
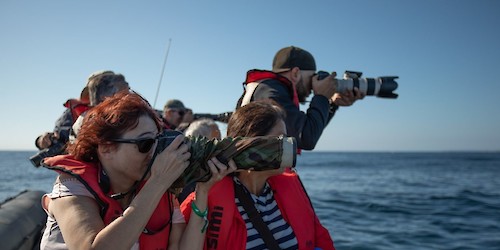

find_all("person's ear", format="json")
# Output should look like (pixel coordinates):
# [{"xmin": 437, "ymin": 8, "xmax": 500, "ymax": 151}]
[
  {"xmin": 98, "ymin": 143, "xmax": 115, "ymax": 159},
  {"xmin": 290, "ymin": 67, "xmax": 301, "ymax": 83}
]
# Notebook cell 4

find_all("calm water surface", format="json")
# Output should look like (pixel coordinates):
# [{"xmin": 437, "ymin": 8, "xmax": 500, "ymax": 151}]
[{"xmin": 1, "ymin": 151, "xmax": 499, "ymax": 250}]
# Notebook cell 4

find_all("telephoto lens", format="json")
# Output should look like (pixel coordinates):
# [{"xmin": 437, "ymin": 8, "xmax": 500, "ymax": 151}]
[
  {"xmin": 193, "ymin": 112, "xmax": 233, "ymax": 123},
  {"xmin": 317, "ymin": 70, "xmax": 399, "ymax": 99},
  {"xmin": 152, "ymin": 130, "xmax": 297, "ymax": 192}
]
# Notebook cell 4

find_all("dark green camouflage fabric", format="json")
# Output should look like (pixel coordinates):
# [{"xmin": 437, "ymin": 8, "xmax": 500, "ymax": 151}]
[{"xmin": 169, "ymin": 135, "xmax": 294, "ymax": 191}]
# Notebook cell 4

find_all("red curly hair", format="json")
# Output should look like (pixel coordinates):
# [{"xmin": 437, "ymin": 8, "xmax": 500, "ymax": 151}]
[{"xmin": 68, "ymin": 91, "xmax": 162, "ymax": 162}]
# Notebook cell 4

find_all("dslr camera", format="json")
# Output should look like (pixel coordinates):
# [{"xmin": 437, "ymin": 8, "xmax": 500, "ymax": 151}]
[
  {"xmin": 317, "ymin": 70, "xmax": 399, "ymax": 99},
  {"xmin": 29, "ymin": 135, "xmax": 67, "ymax": 167}
]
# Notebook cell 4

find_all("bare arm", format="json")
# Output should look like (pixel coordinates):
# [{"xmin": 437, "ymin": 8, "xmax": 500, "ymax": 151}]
[
  {"xmin": 51, "ymin": 177, "xmax": 173, "ymax": 249},
  {"xmin": 50, "ymin": 136, "xmax": 190, "ymax": 250},
  {"xmin": 173, "ymin": 158, "xmax": 236, "ymax": 250}
]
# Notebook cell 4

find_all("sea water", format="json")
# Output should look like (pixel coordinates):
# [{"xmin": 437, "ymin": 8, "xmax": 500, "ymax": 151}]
[{"xmin": 1, "ymin": 151, "xmax": 499, "ymax": 250}]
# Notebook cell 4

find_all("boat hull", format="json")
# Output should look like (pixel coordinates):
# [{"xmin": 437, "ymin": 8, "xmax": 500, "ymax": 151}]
[{"xmin": 0, "ymin": 190, "xmax": 46, "ymax": 250}]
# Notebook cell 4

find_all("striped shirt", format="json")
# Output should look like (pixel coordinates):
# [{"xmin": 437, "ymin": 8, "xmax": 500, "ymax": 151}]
[{"xmin": 234, "ymin": 177, "xmax": 299, "ymax": 250}]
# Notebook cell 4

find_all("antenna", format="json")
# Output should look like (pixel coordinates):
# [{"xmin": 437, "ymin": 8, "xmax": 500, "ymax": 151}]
[{"xmin": 153, "ymin": 38, "xmax": 172, "ymax": 108}]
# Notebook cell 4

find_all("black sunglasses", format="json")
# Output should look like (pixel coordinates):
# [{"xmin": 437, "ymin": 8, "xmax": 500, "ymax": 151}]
[{"xmin": 110, "ymin": 136, "xmax": 157, "ymax": 153}]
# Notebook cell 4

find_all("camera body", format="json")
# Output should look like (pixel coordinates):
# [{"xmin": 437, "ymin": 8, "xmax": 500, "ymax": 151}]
[
  {"xmin": 155, "ymin": 130, "xmax": 183, "ymax": 154},
  {"xmin": 317, "ymin": 70, "xmax": 398, "ymax": 99},
  {"xmin": 29, "ymin": 141, "xmax": 66, "ymax": 167}
]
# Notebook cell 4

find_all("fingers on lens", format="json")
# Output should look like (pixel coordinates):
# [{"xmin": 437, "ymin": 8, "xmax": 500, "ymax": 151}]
[
  {"xmin": 183, "ymin": 151, "xmax": 191, "ymax": 161},
  {"xmin": 170, "ymin": 135, "xmax": 185, "ymax": 148}
]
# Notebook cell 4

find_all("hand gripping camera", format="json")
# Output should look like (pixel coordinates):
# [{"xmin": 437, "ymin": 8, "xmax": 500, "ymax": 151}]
[
  {"xmin": 317, "ymin": 70, "xmax": 399, "ymax": 98},
  {"xmin": 29, "ymin": 141, "xmax": 66, "ymax": 167},
  {"xmin": 151, "ymin": 130, "xmax": 297, "ymax": 192}
]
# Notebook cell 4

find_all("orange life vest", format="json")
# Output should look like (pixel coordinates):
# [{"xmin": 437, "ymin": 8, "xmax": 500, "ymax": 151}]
[
  {"xmin": 181, "ymin": 170, "xmax": 335, "ymax": 250},
  {"xmin": 43, "ymin": 155, "xmax": 173, "ymax": 250}
]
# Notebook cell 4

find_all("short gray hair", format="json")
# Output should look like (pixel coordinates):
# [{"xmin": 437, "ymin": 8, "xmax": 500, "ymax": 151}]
[
  {"xmin": 185, "ymin": 119, "xmax": 218, "ymax": 139},
  {"xmin": 87, "ymin": 70, "xmax": 129, "ymax": 106}
]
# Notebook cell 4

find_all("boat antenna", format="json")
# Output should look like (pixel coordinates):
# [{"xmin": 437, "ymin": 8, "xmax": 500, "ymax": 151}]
[{"xmin": 153, "ymin": 38, "xmax": 172, "ymax": 108}]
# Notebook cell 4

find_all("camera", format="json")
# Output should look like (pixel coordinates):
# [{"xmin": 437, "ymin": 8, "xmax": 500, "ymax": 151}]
[
  {"xmin": 193, "ymin": 112, "xmax": 233, "ymax": 123},
  {"xmin": 153, "ymin": 130, "xmax": 297, "ymax": 190},
  {"xmin": 317, "ymin": 70, "xmax": 399, "ymax": 99},
  {"xmin": 155, "ymin": 130, "xmax": 183, "ymax": 154},
  {"xmin": 29, "ymin": 130, "xmax": 70, "ymax": 167},
  {"xmin": 29, "ymin": 140, "xmax": 66, "ymax": 167}
]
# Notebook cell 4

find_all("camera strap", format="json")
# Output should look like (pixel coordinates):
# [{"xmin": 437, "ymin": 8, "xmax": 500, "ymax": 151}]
[{"xmin": 233, "ymin": 181, "xmax": 280, "ymax": 250}]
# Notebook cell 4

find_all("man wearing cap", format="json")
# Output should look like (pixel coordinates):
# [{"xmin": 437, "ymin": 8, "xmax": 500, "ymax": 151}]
[
  {"xmin": 237, "ymin": 46, "xmax": 364, "ymax": 150},
  {"xmin": 162, "ymin": 99, "xmax": 187, "ymax": 130}
]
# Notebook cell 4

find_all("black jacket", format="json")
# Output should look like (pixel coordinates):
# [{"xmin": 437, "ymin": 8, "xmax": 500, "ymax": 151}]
[{"xmin": 237, "ymin": 70, "xmax": 337, "ymax": 150}]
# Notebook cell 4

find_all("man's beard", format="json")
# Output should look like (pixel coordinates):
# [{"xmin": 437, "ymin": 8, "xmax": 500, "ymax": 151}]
[{"xmin": 295, "ymin": 78, "xmax": 310, "ymax": 103}]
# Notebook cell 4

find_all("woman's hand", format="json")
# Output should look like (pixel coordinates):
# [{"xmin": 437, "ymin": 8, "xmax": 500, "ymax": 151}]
[
  {"xmin": 149, "ymin": 134, "xmax": 191, "ymax": 188},
  {"xmin": 196, "ymin": 157, "xmax": 237, "ymax": 193}
]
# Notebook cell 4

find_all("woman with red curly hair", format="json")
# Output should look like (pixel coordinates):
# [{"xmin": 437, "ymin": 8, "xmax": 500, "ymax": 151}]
[{"xmin": 40, "ymin": 91, "xmax": 235, "ymax": 250}]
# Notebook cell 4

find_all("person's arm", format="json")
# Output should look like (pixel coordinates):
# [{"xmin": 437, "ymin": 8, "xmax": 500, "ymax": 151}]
[
  {"xmin": 254, "ymin": 82, "xmax": 331, "ymax": 150},
  {"xmin": 331, "ymin": 87, "xmax": 365, "ymax": 107},
  {"xmin": 173, "ymin": 158, "xmax": 236, "ymax": 250},
  {"xmin": 51, "ymin": 176, "xmax": 177, "ymax": 249},
  {"xmin": 34, "ymin": 109, "xmax": 73, "ymax": 150},
  {"xmin": 53, "ymin": 109, "xmax": 74, "ymax": 143},
  {"xmin": 298, "ymin": 95, "xmax": 333, "ymax": 150}
]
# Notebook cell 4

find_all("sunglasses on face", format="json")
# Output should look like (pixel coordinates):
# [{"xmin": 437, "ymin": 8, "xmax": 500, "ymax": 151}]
[{"xmin": 110, "ymin": 136, "xmax": 158, "ymax": 153}]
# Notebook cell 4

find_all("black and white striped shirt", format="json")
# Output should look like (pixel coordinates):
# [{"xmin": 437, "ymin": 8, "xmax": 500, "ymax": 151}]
[{"xmin": 234, "ymin": 177, "xmax": 299, "ymax": 250}]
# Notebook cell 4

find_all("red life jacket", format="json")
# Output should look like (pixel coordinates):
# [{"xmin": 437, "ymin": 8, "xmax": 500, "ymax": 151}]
[
  {"xmin": 63, "ymin": 99, "xmax": 91, "ymax": 123},
  {"xmin": 43, "ymin": 155, "xmax": 173, "ymax": 250},
  {"xmin": 244, "ymin": 69, "xmax": 300, "ymax": 107},
  {"xmin": 180, "ymin": 170, "xmax": 335, "ymax": 250}
]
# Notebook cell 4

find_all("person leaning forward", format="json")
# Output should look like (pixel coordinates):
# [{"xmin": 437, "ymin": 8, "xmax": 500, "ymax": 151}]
[
  {"xmin": 236, "ymin": 46, "xmax": 365, "ymax": 150},
  {"xmin": 39, "ymin": 91, "xmax": 236, "ymax": 249},
  {"xmin": 34, "ymin": 85, "xmax": 90, "ymax": 150},
  {"xmin": 35, "ymin": 70, "xmax": 130, "ymax": 150},
  {"xmin": 181, "ymin": 101, "xmax": 335, "ymax": 250}
]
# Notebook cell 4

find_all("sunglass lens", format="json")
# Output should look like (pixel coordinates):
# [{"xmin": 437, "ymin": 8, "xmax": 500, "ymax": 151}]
[
  {"xmin": 137, "ymin": 139, "xmax": 155, "ymax": 153},
  {"xmin": 178, "ymin": 111, "xmax": 185, "ymax": 116}
]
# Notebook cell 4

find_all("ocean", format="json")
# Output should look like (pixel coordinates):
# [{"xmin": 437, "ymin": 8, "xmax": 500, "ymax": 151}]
[{"xmin": 1, "ymin": 151, "xmax": 499, "ymax": 250}]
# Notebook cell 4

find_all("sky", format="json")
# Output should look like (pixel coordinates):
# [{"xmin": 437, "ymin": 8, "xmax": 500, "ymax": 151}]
[{"xmin": 1, "ymin": 0, "xmax": 499, "ymax": 152}]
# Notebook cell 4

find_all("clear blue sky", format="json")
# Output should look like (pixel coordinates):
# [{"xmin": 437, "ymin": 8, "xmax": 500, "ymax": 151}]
[{"xmin": 1, "ymin": 0, "xmax": 499, "ymax": 151}]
